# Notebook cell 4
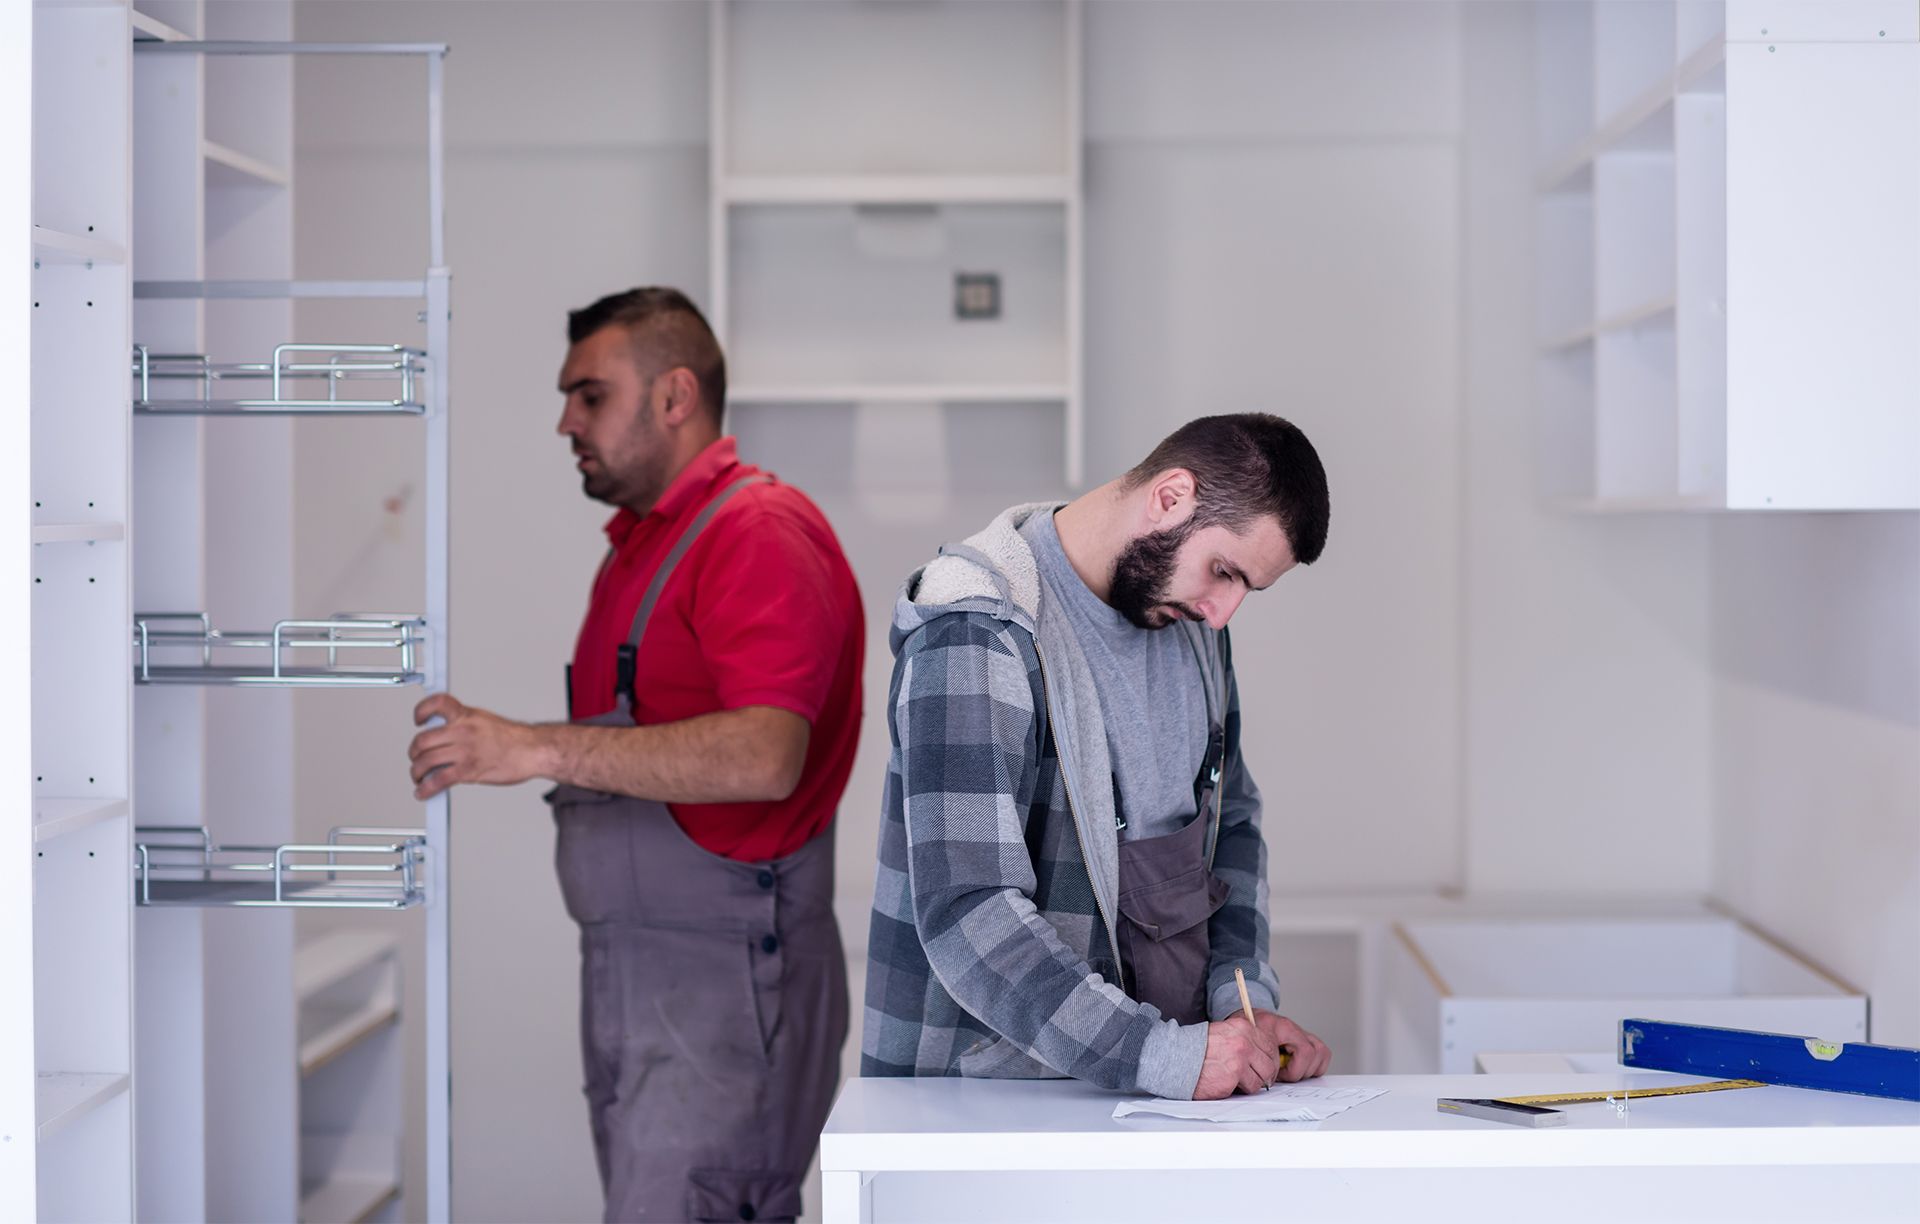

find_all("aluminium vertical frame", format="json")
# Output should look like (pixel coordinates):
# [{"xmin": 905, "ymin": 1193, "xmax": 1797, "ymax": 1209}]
[{"xmin": 130, "ymin": 37, "xmax": 452, "ymax": 1224}]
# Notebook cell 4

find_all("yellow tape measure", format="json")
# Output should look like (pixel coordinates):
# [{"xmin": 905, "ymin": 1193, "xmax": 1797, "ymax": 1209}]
[{"xmin": 1497, "ymin": 1079, "xmax": 1766, "ymax": 1107}]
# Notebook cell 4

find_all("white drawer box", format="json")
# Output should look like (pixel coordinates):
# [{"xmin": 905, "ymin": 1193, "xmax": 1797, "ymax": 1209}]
[{"xmin": 1383, "ymin": 915, "xmax": 1865, "ymax": 1074}]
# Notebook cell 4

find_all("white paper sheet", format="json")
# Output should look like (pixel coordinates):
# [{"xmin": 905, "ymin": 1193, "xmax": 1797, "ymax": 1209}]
[{"xmin": 1113, "ymin": 1083, "xmax": 1388, "ymax": 1124}]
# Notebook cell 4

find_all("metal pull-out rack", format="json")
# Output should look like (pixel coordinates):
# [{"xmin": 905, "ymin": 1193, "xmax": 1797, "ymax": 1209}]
[
  {"xmin": 133, "ymin": 612, "xmax": 427, "ymax": 686},
  {"xmin": 132, "ymin": 342, "xmax": 428, "ymax": 414},
  {"xmin": 134, "ymin": 825, "xmax": 427, "ymax": 909},
  {"xmin": 130, "ymin": 33, "xmax": 454, "ymax": 1223}
]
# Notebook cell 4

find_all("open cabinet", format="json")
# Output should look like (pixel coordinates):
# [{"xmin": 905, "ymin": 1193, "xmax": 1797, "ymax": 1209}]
[
  {"xmin": 709, "ymin": 0, "xmax": 1085, "ymax": 484},
  {"xmin": 10, "ymin": 3, "xmax": 451, "ymax": 1220},
  {"xmin": 1532, "ymin": 0, "xmax": 1919, "ymax": 510},
  {"xmin": 127, "ymin": 6, "xmax": 452, "ymax": 1219}
]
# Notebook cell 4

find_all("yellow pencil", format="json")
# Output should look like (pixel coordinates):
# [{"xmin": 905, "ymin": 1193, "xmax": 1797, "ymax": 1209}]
[{"xmin": 1235, "ymin": 967, "xmax": 1290, "ymax": 1071}]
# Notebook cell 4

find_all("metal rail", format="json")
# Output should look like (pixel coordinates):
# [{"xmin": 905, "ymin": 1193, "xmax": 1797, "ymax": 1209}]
[
  {"xmin": 133, "ymin": 343, "xmax": 428, "ymax": 415},
  {"xmin": 134, "ymin": 825, "xmax": 427, "ymax": 909},
  {"xmin": 134, "ymin": 612, "xmax": 427, "ymax": 686}
]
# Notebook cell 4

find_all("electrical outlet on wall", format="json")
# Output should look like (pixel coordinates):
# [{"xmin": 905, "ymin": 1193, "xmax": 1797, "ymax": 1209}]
[{"xmin": 954, "ymin": 272, "xmax": 1001, "ymax": 320}]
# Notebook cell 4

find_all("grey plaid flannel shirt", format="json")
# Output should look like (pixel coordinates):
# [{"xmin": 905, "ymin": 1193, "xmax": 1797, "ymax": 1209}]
[{"xmin": 861, "ymin": 503, "xmax": 1279, "ymax": 1100}]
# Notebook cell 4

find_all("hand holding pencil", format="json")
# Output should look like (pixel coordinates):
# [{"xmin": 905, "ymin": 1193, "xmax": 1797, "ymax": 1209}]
[
  {"xmin": 1236, "ymin": 966, "xmax": 1334, "ymax": 1084},
  {"xmin": 1236, "ymin": 967, "xmax": 1291, "ymax": 1075}
]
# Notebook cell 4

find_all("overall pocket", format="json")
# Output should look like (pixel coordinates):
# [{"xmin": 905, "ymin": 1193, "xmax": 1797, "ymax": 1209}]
[
  {"xmin": 1116, "ymin": 869, "xmax": 1231, "ymax": 1024},
  {"xmin": 544, "ymin": 783, "xmax": 634, "ymax": 926}
]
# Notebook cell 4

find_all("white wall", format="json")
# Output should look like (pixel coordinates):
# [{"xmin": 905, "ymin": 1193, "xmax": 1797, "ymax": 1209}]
[
  {"xmin": 1462, "ymin": 1, "xmax": 1714, "ymax": 901},
  {"xmin": 1710, "ymin": 514, "xmax": 1920, "ymax": 1045},
  {"xmin": 1085, "ymin": 1, "xmax": 1467, "ymax": 897},
  {"xmin": 283, "ymin": 1, "xmax": 1918, "ymax": 1220}
]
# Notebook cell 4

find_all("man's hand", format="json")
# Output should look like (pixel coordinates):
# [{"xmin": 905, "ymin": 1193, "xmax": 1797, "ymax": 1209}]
[
  {"xmin": 1193, "ymin": 1015, "xmax": 1283, "ymax": 1100},
  {"xmin": 407, "ymin": 693, "xmax": 548, "ymax": 800},
  {"xmin": 1253, "ymin": 1011, "xmax": 1332, "ymax": 1082}
]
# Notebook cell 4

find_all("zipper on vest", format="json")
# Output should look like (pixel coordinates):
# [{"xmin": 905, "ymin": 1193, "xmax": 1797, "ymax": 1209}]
[
  {"xmin": 1207, "ymin": 635, "xmax": 1227, "ymax": 870},
  {"xmin": 1206, "ymin": 759, "xmax": 1225, "ymax": 869},
  {"xmin": 1032, "ymin": 641, "xmax": 1125, "ymax": 994}
]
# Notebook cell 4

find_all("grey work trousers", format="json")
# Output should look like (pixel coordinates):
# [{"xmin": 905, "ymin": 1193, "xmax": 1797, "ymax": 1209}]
[{"xmin": 546, "ymin": 777, "xmax": 847, "ymax": 1223}]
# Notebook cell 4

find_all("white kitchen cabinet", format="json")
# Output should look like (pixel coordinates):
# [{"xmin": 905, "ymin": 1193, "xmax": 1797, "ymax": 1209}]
[
  {"xmin": 1534, "ymin": 0, "xmax": 1919, "ymax": 510},
  {"xmin": 709, "ymin": 0, "xmax": 1085, "ymax": 484}
]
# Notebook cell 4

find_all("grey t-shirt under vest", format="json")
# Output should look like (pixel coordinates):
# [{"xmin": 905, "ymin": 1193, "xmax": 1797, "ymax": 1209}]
[{"xmin": 1020, "ymin": 509, "xmax": 1208, "ymax": 842}]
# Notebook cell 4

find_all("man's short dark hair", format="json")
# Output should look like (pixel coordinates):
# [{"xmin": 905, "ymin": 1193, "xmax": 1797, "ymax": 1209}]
[
  {"xmin": 1123, "ymin": 413, "xmax": 1330, "ymax": 565},
  {"xmin": 567, "ymin": 287, "xmax": 727, "ymax": 423}
]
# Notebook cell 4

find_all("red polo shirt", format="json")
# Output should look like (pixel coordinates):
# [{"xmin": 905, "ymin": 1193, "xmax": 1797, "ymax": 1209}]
[{"xmin": 568, "ymin": 437, "xmax": 864, "ymax": 862}]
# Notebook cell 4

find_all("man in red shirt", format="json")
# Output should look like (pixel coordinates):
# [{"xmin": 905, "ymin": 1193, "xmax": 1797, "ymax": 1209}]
[{"xmin": 404, "ymin": 287, "xmax": 864, "ymax": 1223}]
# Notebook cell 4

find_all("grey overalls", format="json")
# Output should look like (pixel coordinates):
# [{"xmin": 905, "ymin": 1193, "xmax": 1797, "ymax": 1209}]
[
  {"xmin": 544, "ymin": 476, "xmax": 849, "ymax": 1223},
  {"xmin": 1111, "ymin": 632, "xmax": 1232, "ymax": 1025}
]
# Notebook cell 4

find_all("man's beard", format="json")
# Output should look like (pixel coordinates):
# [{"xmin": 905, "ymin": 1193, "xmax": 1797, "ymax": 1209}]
[
  {"xmin": 1109, "ymin": 519, "xmax": 1203, "ymax": 629},
  {"xmin": 578, "ymin": 428, "xmax": 669, "ymax": 510}
]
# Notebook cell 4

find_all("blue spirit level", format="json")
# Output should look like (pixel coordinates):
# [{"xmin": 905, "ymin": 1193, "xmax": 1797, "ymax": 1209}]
[{"xmin": 1620, "ymin": 1019, "xmax": 1920, "ymax": 1102}]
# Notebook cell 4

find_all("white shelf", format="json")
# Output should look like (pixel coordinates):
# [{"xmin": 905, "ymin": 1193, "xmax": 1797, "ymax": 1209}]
[
  {"xmin": 33, "ymin": 797, "xmax": 129, "ymax": 844},
  {"xmin": 36, "ymin": 1072, "xmax": 130, "ymax": 1142},
  {"xmin": 1596, "ymin": 293, "xmax": 1676, "ymax": 335},
  {"xmin": 31, "ymin": 225, "xmax": 127, "ymax": 266},
  {"xmin": 300, "ymin": 1001, "xmax": 400, "ymax": 1079},
  {"xmin": 130, "ymin": 9, "xmax": 190, "ymax": 43},
  {"xmin": 297, "ymin": 932, "xmax": 402, "ymax": 1078},
  {"xmin": 298, "ymin": 1173, "xmax": 399, "ymax": 1224},
  {"xmin": 723, "ymin": 174, "xmax": 1073, "ymax": 206},
  {"xmin": 203, "ymin": 139, "xmax": 290, "ymax": 189},
  {"xmin": 1552, "ymin": 494, "xmax": 1727, "ymax": 515},
  {"xmin": 32, "ymin": 521, "xmax": 127, "ymax": 545},
  {"xmin": 1537, "ymin": 39, "xmax": 1726, "ymax": 193},
  {"xmin": 732, "ymin": 382, "xmax": 1070, "ymax": 406},
  {"xmin": 296, "ymin": 932, "xmax": 400, "ymax": 1001},
  {"xmin": 1539, "ymin": 294, "xmax": 1677, "ymax": 353}
]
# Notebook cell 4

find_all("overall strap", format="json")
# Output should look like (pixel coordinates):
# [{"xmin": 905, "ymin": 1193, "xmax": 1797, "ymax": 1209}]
[{"xmin": 624, "ymin": 473, "xmax": 771, "ymax": 649}]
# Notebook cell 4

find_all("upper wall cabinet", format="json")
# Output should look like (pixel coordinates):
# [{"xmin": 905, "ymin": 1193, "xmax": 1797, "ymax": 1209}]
[
  {"xmin": 709, "ymin": 0, "xmax": 1085, "ymax": 484},
  {"xmin": 1534, "ymin": 0, "xmax": 1920, "ymax": 511}
]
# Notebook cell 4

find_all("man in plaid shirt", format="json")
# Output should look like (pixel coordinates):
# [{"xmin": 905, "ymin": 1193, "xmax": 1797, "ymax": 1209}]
[{"xmin": 863, "ymin": 414, "xmax": 1334, "ymax": 1100}]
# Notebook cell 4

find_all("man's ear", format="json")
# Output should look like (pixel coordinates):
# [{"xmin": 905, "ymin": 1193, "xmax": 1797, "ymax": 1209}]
[
  {"xmin": 654, "ymin": 366, "xmax": 703, "ymax": 428},
  {"xmin": 1144, "ymin": 468, "xmax": 1198, "ymax": 528}
]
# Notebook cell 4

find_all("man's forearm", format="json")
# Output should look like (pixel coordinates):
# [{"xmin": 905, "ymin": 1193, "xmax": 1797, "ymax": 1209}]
[{"xmin": 534, "ymin": 705, "xmax": 808, "ymax": 805}]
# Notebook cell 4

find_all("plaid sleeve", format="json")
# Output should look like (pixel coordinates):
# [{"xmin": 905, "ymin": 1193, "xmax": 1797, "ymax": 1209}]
[
  {"xmin": 896, "ymin": 613, "xmax": 1199, "ymax": 1095},
  {"xmin": 1205, "ymin": 637, "xmax": 1282, "ymax": 1020}
]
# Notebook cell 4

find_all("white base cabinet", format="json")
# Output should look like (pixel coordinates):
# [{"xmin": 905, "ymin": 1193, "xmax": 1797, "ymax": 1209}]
[{"xmin": 1384, "ymin": 914, "xmax": 1866, "ymax": 1074}]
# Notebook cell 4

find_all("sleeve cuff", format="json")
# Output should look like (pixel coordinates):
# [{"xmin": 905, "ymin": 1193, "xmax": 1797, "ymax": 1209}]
[
  {"xmin": 1133, "ymin": 1018, "xmax": 1210, "ymax": 1100},
  {"xmin": 718, "ymin": 689, "xmax": 822, "ymax": 725},
  {"xmin": 1208, "ymin": 976, "xmax": 1277, "ymax": 1022}
]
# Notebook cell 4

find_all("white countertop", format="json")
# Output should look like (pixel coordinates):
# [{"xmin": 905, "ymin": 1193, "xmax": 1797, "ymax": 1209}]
[{"xmin": 821, "ymin": 1071, "xmax": 1920, "ymax": 1172}]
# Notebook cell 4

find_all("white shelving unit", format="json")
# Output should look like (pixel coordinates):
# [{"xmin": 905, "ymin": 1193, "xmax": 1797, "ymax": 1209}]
[
  {"xmin": 11, "ymin": 3, "xmax": 137, "ymax": 1221},
  {"xmin": 710, "ymin": 0, "xmax": 1085, "ymax": 484},
  {"xmin": 12, "ymin": 4, "xmax": 450, "ymax": 1220},
  {"xmin": 122, "ymin": 9, "xmax": 453, "ymax": 1222},
  {"xmin": 1532, "ymin": 0, "xmax": 1920, "ymax": 510}
]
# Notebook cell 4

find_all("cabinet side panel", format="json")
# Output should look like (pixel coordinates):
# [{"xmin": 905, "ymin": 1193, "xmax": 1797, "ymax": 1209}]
[{"xmin": 1725, "ymin": 43, "xmax": 1920, "ymax": 509}]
